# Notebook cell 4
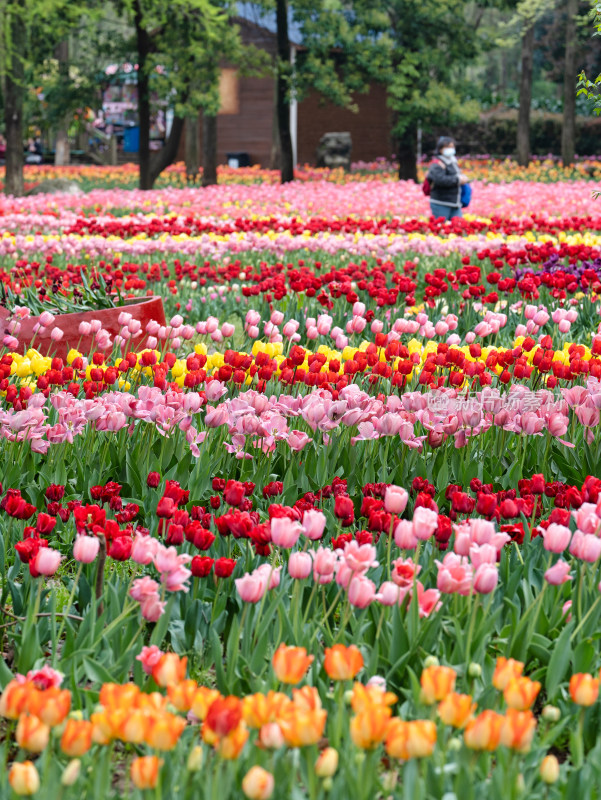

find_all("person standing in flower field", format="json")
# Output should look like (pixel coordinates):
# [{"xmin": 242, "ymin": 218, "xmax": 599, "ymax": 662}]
[{"xmin": 424, "ymin": 136, "xmax": 469, "ymax": 220}]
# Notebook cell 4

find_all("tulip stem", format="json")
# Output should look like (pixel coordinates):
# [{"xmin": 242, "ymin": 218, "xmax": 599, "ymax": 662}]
[
  {"xmin": 53, "ymin": 561, "xmax": 83, "ymax": 668},
  {"xmin": 95, "ymin": 534, "xmax": 107, "ymax": 615},
  {"xmin": 571, "ymin": 594, "xmax": 601, "ymax": 641},
  {"xmin": 464, "ymin": 594, "xmax": 479, "ymax": 666}
]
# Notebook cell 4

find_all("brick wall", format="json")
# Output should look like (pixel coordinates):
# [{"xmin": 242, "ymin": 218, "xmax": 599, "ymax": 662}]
[{"xmin": 297, "ymin": 84, "xmax": 394, "ymax": 165}]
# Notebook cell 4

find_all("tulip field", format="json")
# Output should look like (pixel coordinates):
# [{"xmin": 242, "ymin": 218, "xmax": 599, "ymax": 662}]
[{"xmin": 2, "ymin": 162, "xmax": 601, "ymax": 798}]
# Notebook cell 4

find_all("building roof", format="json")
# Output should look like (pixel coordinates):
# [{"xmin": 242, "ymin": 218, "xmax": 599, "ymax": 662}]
[{"xmin": 235, "ymin": 2, "xmax": 303, "ymax": 45}]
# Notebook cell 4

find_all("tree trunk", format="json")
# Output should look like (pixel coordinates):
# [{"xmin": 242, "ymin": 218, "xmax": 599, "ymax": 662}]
[
  {"xmin": 202, "ymin": 113, "xmax": 218, "ymax": 186},
  {"xmin": 4, "ymin": 4, "xmax": 25, "ymax": 196},
  {"xmin": 397, "ymin": 124, "xmax": 418, "ymax": 182},
  {"xmin": 149, "ymin": 116, "xmax": 185, "ymax": 187},
  {"xmin": 516, "ymin": 24, "xmax": 534, "ymax": 167},
  {"xmin": 275, "ymin": 0, "xmax": 294, "ymax": 183},
  {"xmin": 134, "ymin": 0, "xmax": 152, "ymax": 190},
  {"xmin": 561, "ymin": 0, "xmax": 578, "ymax": 166},
  {"xmin": 54, "ymin": 40, "xmax": 70, "ymax": 166},
  {"xmin": 185, "ymin": 115, "xmax": 200, "ymax": 182},
  {"xmin": 270, "ymin": 78, "xmax": 280, "ymax": 170}
]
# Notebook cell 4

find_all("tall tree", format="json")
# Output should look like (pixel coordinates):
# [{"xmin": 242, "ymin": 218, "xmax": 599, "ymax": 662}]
[
  {"xmin": 561, "ymin": 0, "xmax": 579, "ymax": 166},
  {"xmin": 275, "ymin": 0, "xmax": 293, "ymax": 182},
  {"xmin": 3, "ymin": 0, "xmax": 26, "ymax": 195},
  {"xmin": 516, "ymin": 22, "xmax": 534, "ymax": 165}
]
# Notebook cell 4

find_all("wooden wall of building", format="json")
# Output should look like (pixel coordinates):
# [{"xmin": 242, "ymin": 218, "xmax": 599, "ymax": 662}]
[{"xmin": 296, "ymin": 84, "xmax": 394, "ymax": 165}]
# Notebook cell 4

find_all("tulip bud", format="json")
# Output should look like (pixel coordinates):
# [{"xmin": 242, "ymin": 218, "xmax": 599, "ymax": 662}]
[
  {"xmin": 468, "ymin": 662, "xmax": 482, "ymax": 679},
  {"xmin": 259, "ymin": 722, "xmax": 284, "ymax": 749},
  {"xmin": 424, "ymin": 655, "xmax": 439, "ymax": 668},
  {"xmin": 9, "ymin": 761, "xmax": 40, "ymax": 795},
  {"xmin": 515, "ymin": 774, "xmax": 525, "ymax": 793},
  {"xmin": 448, "ymin": 737, "xmax": 462, "ymax": 751},
  {"xmin": 323, "ymin": 778, "xmax": 333, "ymax": 792},
  {"xmin": 315, "ymin": 747, "xmax": 338, "ymax": 778},
  {"xmin": 187, "ymin": 745, "xmax": 203, "ymax": 772},
  {"xmin": 381, "ymin": 772, "xmax": 397, "ymax": 792},
  {"xmin": 354, "ymin": 751, "xmax": 366, "ymax": 765},
  {"xmin": 541, "ymin": 705, "xmax": 561, "ymax": 722},
  {"xmin": 343, "ymin": 689, "xmax": 354, "ymax": 705},
  {"xmin": 242, "ymin": 766, "xmax": 275, "ymax": 799},
  {"xmin": 61, "ymin": 760, "xmax": 81, "ymax": 786},
  {"xmin": 540, "ymin": 755, "xmax": 560, "ymax": 784}
]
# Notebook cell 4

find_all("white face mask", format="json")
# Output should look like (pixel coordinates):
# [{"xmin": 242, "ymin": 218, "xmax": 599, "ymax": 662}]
[{"xmin": 442, "ymin": 147, "xmax": 456, "ymax": 157}]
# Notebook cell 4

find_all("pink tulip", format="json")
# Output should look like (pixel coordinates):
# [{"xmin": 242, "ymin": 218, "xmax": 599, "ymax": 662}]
[
  {"xmin": 375, "ymin": 581, "xmax": 405, "ymax": 606},
  {"xmin": 270, "ymin": 517, "xmax": 302, "ymax": 549},
  {"xmin": 436, "ymin": 553, "xmax": 473, "ymax": 595},
  {"xmin": 473, "ymin": 563, "xmax": 498, "ymax": 594},
  {"xmin": 130, "ymin": 533, "xmax": 159, "ymax": 565},
  {"xmin": 394, "ymin": 520, "xmax": 418, "ymax": 550},
  {"xmin": 73, "ymin": 535, "xmax": 99, "ymax": 563},
  {"xmin": 50, "ymin": 327, "xmax": 64, "ymax": 342},
  {"xmin": 412, "ymin": 506, "xmax": 438, "ymax": 540},
  {"xmin": 342, "ymin": 541, "xmax": 378, "ymax": 573},
  {"xmin": 288, "ymin": 552, "xmax": 313, "ymax": 579},
  {"xmin": 139, "ymin": 594, "xmax": 166, "ymax": 622},
  {"xmin": 254, "ymin": 563, "xmax": 281, "ymax": 591},
  {"xmin": 221, "ymin": 323, "xmax": 235, "ymax": 337},
  {"xmin": 542, "ymin": 523, "xmax": 572, "ymax": 553},
  {"xmin": 391, "ymin": 557, "xmax": 421, "ymax": 587},
  {"xmin": 39, "ymin": 311, "xmax": 55, "ymax": 327},
  {"xmin": 301, "ymin": 509, "xmax": 326, "ymax": 540},
  {"xmin": 572, "ymin": 504, "xmax": 599, "ymax": 534},
  {"xmin": 416, "ymin": 582, "xmax": 442, "ymax": 617},
  {"xmin": 312, "ymin": 547, "xmax": 338, "ymax": 584},
  {"xmin": 570, "ymin": 531, "xmax": 601, "ymax": 563},
  {"xmin": 235, "ymin": 572, "xmax": 266, "ymax": 603},
  {"xmin": 384, "ymin": 485, "xmax": 408, "ymax": 515},
  {"xmin": 544, "ymin": 560, "xmax": 572, "ymax": 585},
  {"xmin": 347, "ymin": 575, "xmax": 376, "ymax": 608},
  {"xmin": 136, "ymin": 645, "xmax": 164, "ymax": 675},
  {"xmin": 31, "ymin": 547, "xmax": 62, "ymax": 576}
]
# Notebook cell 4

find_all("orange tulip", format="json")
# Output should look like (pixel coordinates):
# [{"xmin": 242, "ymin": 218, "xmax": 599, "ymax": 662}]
[
  {"xmin": 272, "ymin": 644, "xmax": 314, "ymax": 685},
  {"xmin": 215, "ymin": 723, "xmax": 250, "ymax": 759},
  {"xmin": 569, "ymin": 673, "xmax": 599, "ymax": 706},
  {"xmin": 205, "ymin": 696, "xmax": 243, "ymax": 736},
  {"xmin": 242, "ymin": 765, "xmax": 275, "ymax": 799},
  {"xmin": 315, "ymin": 747, "xmax": 339, "ymax": 777},
  {"xmin": 350, "ymin": 682, "xmax": 397, "ymax": 713},
  {"xmin": 386, "ymin": 718, "xmax": 437, "ymax": 760},
  {"xmin": 463, "ymin": 710, "xmax": 504, "ymax": 751},
  {"xmin": 242, "ymin": 691, "xmax": 292, "ymax": 728},
  {"xmin": 191, "ymin": 687, "xmax": 222, "ymax": 721},
  {"xmin": 167, "ymin": 679, "xmax": 198, "ymax": 712},
  {"xmin": 116, "ymin": 708, "xmax": 149, "ymax": 744},
  {"xmin": 29, "ymin": 687, "xmax": 71, "ymax": 727},
  {"xmin": 492, "ymin": 657, "xmax": 524, "ymax": 691},
  {"xmin": 500, "ymin": 709, "xmax": 537, "ymax": 753},
  {"xmin": 60, "ymin": 719, "xmax": 93, "ymax": 757},
  {"xmin": 152, "ymin": 653, "xmax": 188, "ymax": 688},
  {"xmin": 258, "ymin": 722, "xmax": 285, "ymax": 749},
  {"xmin": 437, "ymin": 692, "xmax": 476, "ymax": 728},
  {"xmin": 420, "ymin": 665, "xmax": 457, "ymax": 704},
  {"xmin": 324, "ymin": 644, "xmax": 364, "ymax": 681},
  {"xmin": 0, "ymin": 680, "xmax": 31, "ymax": 720},
  {"xmin": 503, "ymin": 677, "xmax": 541, "ymax": 711},
  {"xmin": 540, "ymin": 754, "xmax": 560, "ymax": 784},
  {"xmin": 279, "ymin": 706, "xmax": 327, "ymax": 747},
  {"xmin": 16, "ymin": 712, "xmax": 50, "ymax": 753},
  {"xmin": 8, "ymin": 761, "xmax": 40, "ymax": 796},
  {"xmin": 145, "ymin": 712, "xmax": 186, "ymax": 750},
  {"xmin": 136, "ymin": 691, "xmax": 168, "ymax": 713},
  {"xmin": 349, "ymin": 706, "xmax": 392, "ymax": 749},
  {"xmin": 130, "ymin": 755, "xmax": 161, "ymax": 789},
  {"xmin": 291, "ymin": 686, "xmax": 322, "ymax": 712},
  {"xmin": 99, "ymin": 683, "xmax": 140, "ymax": 709},
  {"xmin": 90, "ymin": 710, "xmax": 114, "ymax": 745}
]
